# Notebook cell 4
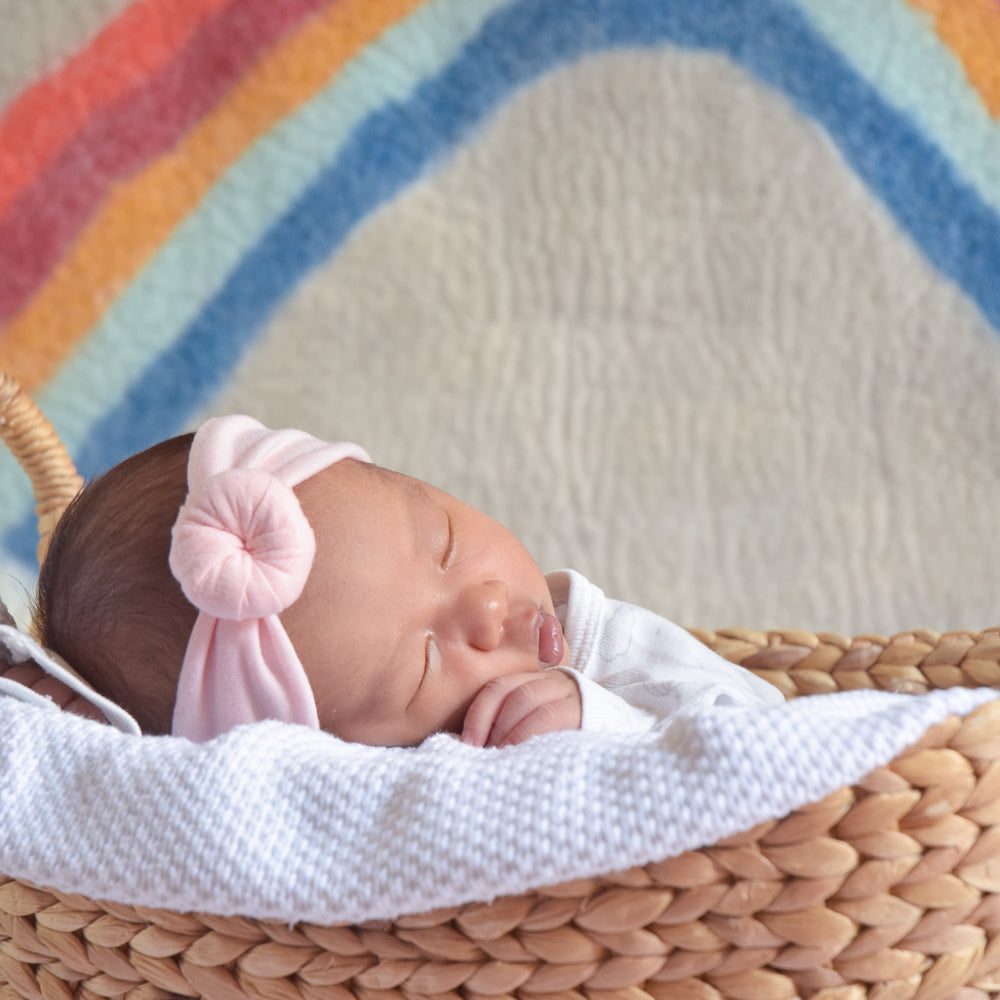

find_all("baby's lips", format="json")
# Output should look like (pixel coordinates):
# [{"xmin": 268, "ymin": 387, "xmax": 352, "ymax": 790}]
[{"xmin": 538, "ymin": 612, "xmax": 564, "ymax": 666}]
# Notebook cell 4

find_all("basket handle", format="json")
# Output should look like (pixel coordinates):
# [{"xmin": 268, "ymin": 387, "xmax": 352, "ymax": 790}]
[{"xmin": 0, "ymin": 373, "xmax": 83, "ymax": 563}]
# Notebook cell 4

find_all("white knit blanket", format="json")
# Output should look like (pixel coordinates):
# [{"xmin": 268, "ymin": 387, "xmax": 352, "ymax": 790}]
[{"xmin": 1, "ymin": 642, "xmax": 996, "ymax": 923}]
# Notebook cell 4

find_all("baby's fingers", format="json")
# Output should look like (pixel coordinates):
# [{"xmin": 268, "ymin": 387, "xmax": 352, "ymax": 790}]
[
  {"xmin": 461, "ymin": 672, "xmax": 541, "ymax": 747},
  {"xmin": 492, "ymin": 694, "xmax": 581, "ymax": 748},
  {"xmin": 483, "ymin": 672, "xmax": 581, "ymax": 748}
]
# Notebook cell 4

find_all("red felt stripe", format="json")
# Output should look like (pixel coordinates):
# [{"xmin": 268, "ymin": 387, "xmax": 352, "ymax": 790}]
[
  {"xmin": 0, "ymin": 0, "xmax": 334, "ymax": 325},
  {"xmin": 0, "ymin": 0, "xmax": 233, "ymax": 220}
]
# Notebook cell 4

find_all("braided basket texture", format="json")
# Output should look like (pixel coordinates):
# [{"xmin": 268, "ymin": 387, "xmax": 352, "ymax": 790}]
[{"xmin": 2, "ymin": 375, "xmax": 1000, "ymax": 1000}]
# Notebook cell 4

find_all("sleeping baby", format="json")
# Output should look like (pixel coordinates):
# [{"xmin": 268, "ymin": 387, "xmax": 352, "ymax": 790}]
[{"xmin": 32, "ymin": 416, "xmax": 782, "ymax": 745}]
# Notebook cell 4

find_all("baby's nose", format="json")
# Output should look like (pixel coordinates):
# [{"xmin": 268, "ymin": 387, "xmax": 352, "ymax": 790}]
[{"xmin": 453, "ymin": 580, "xmax": 507, "ymax": 651}]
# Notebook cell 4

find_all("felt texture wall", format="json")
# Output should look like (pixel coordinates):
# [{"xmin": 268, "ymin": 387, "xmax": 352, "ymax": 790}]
[{"xmin": 1, "ymin": 0, "xmax": 998, "ymax": 636}]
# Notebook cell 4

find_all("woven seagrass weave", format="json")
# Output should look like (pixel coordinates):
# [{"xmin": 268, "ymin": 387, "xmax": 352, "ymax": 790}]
[{"xmin": 2, "ymin": 373, "xmax": 1000, "ymax": 1000}]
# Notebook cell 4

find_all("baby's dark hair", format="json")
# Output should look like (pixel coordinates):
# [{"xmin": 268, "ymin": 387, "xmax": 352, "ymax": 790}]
[{"xmin": 34, "ymin": 433, "xmax": 197, "ymax": 734}]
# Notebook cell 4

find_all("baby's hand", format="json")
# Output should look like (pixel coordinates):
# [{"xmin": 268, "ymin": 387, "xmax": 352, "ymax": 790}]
[
  {"xmin": 0, "ymin": 662, "xmax": 105, "ymax": 721},
  {"xmin": 461, "ymin": 670, "xmax": 582, "ymax": 748}
]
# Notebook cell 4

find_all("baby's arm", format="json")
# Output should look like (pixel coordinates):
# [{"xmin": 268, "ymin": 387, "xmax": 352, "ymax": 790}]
[{"xmin": 461, "ymin": 670, "xmax": 582, "ymax": 748}]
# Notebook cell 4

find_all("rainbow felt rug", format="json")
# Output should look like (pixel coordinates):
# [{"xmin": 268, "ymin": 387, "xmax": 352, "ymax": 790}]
[{"xmin": 1, "ymin": 0, "xmax": 999, "ymax": 637}]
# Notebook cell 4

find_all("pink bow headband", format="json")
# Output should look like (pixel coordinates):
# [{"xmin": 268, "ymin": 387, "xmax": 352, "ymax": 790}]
[{"xmin": 169, "ymin": 415, "xmax": 370, "ymax": 741}]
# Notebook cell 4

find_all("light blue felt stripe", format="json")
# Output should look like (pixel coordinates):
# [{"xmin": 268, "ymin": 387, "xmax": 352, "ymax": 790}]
[
  {"xmin": 0, "ymin": 0, "xmax": 511, "ymax": 551},
  {"xmin": 81, "ymin": 0, "xmax": 1000, "ymax": 477},
  {"xmin": 34, "ymin": 0, "xmax": 511, "ymax": 459},
  {"xmin": 790, "ymin": 0, "xmax": 1000, "ymax": 213},
  {"xmin": 6, "ymin": 0, "xmax": 1000, "ymax": 564}
]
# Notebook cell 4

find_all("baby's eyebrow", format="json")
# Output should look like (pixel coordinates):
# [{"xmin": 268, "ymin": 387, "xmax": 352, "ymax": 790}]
[
  {"xmin": 365, "ymin": 463, "xmax": 439, "ymax": 537},
  {"xmin": 373, "ymin": 464, "xmax": 433, "ymax": 508},
  {"xmin": 400, "ymin": 480, "xmax": 447, "ymax": 559}
]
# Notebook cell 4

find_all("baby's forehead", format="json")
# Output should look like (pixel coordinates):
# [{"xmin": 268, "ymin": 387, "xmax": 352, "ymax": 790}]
[
  {"xmin": 303, "ymin": 458, "xmax": 439, "ymax": 518},
  {"xmin": 364, "ymin": 462, "xmax": 438, "ymax": 504}
]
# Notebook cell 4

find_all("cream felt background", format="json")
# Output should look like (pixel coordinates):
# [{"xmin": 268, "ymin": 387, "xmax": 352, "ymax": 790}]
[{"xmin": 210, "ymin": 49, "xmax": 1000, "ymax": 636}]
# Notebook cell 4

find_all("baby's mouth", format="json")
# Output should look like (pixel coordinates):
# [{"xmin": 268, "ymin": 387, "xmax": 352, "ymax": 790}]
[{"xmin": 538, "ymin": 612, "xmax": 564, "ymax": 666}]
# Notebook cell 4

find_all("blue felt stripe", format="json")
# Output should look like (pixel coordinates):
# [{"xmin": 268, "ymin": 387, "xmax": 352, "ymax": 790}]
[
  {"xmin": 791, "ymin": 0, "xmax": 1000, "ymax": 212},
  {"xmin": 7, "ymin": 0, "xmax": 1000, "ymax": 562}
]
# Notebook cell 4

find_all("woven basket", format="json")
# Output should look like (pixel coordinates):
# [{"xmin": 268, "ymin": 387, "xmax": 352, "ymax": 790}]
[{"xmin": 2, "ymin": 374, "xmax": 1000, "ymax": 1000}]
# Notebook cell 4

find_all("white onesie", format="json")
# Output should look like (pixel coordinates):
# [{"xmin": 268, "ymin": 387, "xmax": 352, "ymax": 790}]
[{"xmin": 547, "ymin": 569, "xmax": 784, "ymax": 733}]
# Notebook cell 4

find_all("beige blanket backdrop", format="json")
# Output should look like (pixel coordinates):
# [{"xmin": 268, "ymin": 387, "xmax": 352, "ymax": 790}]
[{"xmin": 1, "ymin": 0, "xmax": 998, "ymax": 638}]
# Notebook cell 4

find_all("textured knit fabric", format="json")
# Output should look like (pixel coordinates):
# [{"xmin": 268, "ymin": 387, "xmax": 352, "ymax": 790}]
[{"xmin": 0, "ymin": 613, "xmax": 995, "ymax": 923}]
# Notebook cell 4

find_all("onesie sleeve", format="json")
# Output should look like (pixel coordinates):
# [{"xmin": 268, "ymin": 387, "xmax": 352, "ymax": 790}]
[
  {"xmin": 548, "ymin": 569, "xmax": 783, "ymax": 736},
  {"xmin": 552, "ymin": 667, "xmax": 658, "ymax": 734},
  {"xmin": 584, "ymin": 597, "xmax": 785, "ymax": 726}
]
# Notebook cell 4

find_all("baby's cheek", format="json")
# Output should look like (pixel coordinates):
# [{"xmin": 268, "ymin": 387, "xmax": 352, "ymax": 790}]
[{"xmin": 436, "ymin": 701, "xmax": 469, "ymax": 738}]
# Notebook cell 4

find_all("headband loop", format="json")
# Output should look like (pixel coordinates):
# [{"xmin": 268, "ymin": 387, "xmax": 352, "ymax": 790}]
[
  {"xmin": 171, "ymin": 468, "xmax": 313, "ymax": 621},
  {"xmin": 169, "ymin": 416, "xmax": 369, "ymax": 742}
]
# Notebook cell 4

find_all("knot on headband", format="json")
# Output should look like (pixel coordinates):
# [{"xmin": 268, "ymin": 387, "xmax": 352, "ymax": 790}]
[
  {"xmin": 171, "ymin": 468, "xmax": 314, "ymax": 621},
  {"xmin": 169, "ymin": 416, "xmax": 370, "ymax": 743}
]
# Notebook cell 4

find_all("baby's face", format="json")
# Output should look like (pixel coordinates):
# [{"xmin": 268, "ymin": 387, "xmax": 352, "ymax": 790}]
[{"xmin": 281, "ymin": 459, "xmax": 569, "ymax": 746}]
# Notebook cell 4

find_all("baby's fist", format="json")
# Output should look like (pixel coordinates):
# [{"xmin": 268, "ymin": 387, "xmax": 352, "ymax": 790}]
[{"xmin": 461, "ymin": 670, "xmax": 582, "ymax": 748}]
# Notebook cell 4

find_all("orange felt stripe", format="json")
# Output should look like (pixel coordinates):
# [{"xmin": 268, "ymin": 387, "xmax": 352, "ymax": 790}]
[
  {"xmin": 0, "ymin": 0, "xmax": 428, "ymax": 391},
  {"xmin": 0, "ymin": 0, "xmax": 233, "ymax": 220},
  {"xmin": 905, "ymin": 0, "xmax": 1000, "ymax": 118}
]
